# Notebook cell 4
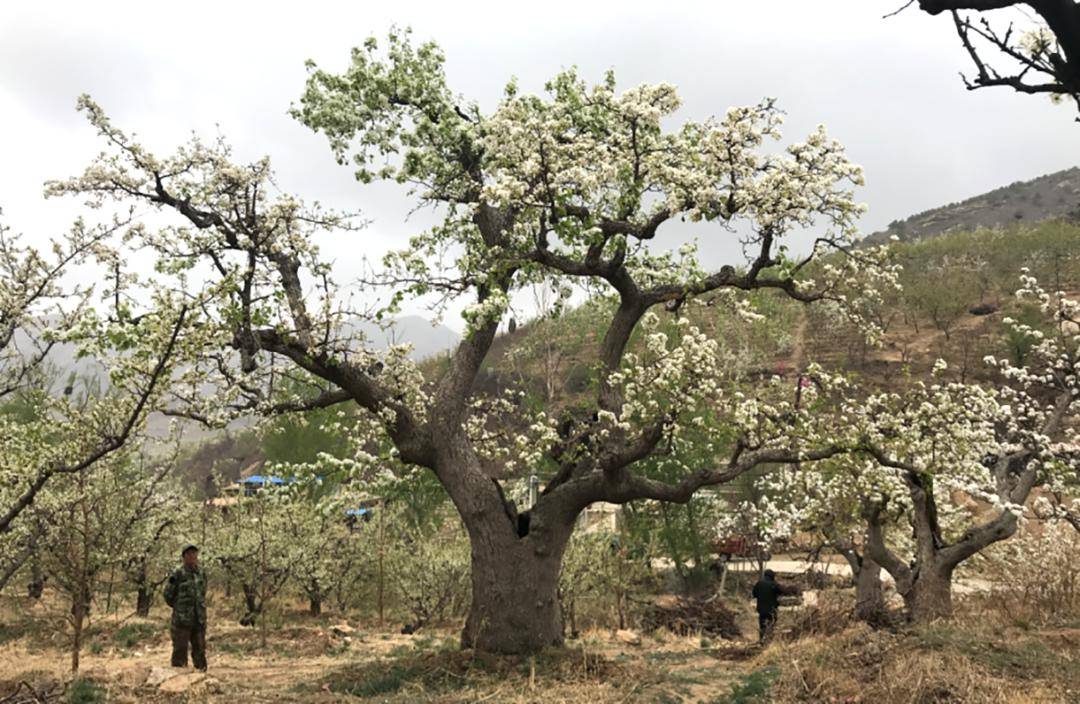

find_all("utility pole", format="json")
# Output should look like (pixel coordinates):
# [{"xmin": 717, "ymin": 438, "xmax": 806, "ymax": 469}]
[{"xmin": 528, "ymin": 475, "xmax": 539, "ymax": 509}]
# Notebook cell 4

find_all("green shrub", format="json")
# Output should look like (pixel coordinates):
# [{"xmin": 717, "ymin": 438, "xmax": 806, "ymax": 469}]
[
  {"xmin": 67, "ymin": 678, "xmax": 105, "ymax": 704},
  {"xmin": 711, "ymin": 667, "xmax": 778, "ymax": 704},
  {"xmin": 113, "ymin": 622, "xmax": 158, "ymax": 648}
]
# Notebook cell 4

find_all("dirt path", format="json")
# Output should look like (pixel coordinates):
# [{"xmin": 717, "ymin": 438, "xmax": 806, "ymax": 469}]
[
  {"xmin": 0, "ymin": 617, "xmax": 762, "ymax": 703},
  {"xmin": 0, "ymin": 614, "xmax": 433, "ymax": 703}
]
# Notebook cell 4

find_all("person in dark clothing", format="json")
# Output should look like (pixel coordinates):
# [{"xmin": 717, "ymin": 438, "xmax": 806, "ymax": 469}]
[
  {"xmin": 751, "ymin": 569, "xmax": 797, "ymax": 643},
  {"xmin": 164, "ymin": 544, "xmax": 208, "ymax": 670}
]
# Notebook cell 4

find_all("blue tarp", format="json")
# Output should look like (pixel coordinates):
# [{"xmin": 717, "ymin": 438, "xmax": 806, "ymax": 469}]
[
  {"xmin": 240, "ymin": 475, "xmax": 292, "ymax": 485},
  {"xmin": 345, "ymin": 508, "xmax": 369, "ymax": 516}
]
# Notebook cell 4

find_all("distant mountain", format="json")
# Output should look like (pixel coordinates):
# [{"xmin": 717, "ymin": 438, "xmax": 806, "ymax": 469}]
[
  {"xmin": 865, "ymin": 167, "xmax": 1080, "ymax": 245},
  {"xmin": 9, "ymin": 326, "xmax": 105, "ymax": 395}
]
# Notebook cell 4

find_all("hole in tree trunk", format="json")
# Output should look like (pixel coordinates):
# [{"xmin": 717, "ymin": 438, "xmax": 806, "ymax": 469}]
[{"xmin": 516, "ymin": 511, "xmax": 531, "ymax": 538}]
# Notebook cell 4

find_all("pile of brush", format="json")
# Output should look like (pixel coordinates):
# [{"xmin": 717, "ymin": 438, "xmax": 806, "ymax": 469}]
[{"xmin": 638, "ymin": 593, "xmax": 741, "ymax": 639}]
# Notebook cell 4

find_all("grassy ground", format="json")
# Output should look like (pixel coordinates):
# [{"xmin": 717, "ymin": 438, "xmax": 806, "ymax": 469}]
[{"xmin": 1, "ymin": 588, "xmax": 1077, "ymax": 703}]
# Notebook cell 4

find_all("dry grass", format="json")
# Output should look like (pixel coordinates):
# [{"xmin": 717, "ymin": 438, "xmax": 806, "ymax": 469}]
[
  {"xmin": 319, "ymin": 645, "xmax": 663, "ymax": 703},
  {"xmin": 2, "ymin": 588, "xmax": 1079, "ymax": 702},
  {"xmin": 761, "ymin": 621, "xmax": 1078, "ymax": 704}
]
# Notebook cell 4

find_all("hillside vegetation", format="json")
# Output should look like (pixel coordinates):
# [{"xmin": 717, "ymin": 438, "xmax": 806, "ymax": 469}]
[
  {"xmin": 865, "ymin": 167, "xmax": 1080, "ymax": 244},
  {"xmin": 486, "ymin": 220, "xmax": 1080, "ymax": 415}
]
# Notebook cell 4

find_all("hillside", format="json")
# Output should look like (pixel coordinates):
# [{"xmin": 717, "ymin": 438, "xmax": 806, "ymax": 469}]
[
  {"xmin": 865, "ymin": 166, "xmax": 1080, "ymax": 244},
  {"xmin": 478, "ymin": 221, "xmax": 1080, "ymax": 430}
]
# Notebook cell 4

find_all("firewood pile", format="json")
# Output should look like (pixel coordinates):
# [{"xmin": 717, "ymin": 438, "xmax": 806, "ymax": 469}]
[{"xmin": 638, "ymin": 592, "xmax": 741, "ymax": 640}]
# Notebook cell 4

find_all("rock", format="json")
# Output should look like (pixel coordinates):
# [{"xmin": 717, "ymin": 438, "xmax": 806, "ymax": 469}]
[
  {"xmin": 116, "ymin": 665, "xmax": 151, "ymax": 688},
  {"xmin": 145, "ymin": 667, "xmax": 218, "ymax": 694},
  {"xmin": 331, "ymin": 623, "xmax": 355, "ymax": 637},
  {"xmin": 342, "ymin": 636, "xmax": 353, "ymax": 647},
  {"xmin": 158, "ymin": 672, "xmax": 208, "ymax": 693},
  {"xmin": 615, "ymin": 629, "xmax": 641, "ymax": 646},
  {"xmin": 145, "ymin": 666, "xmax": 187, "ymax": 687}
]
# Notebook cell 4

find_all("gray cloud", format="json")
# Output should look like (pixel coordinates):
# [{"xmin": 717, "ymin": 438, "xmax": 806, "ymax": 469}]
[{"xmin": 2, "ymin": 1, "xmax": 1077, "ymax": 329}]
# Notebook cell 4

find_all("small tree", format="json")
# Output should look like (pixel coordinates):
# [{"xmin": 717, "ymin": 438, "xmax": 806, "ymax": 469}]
[
  {"xmin": 386, "ymin": 516, "xmax": 471, "ymax": 633},
  {"xmin": 209, "ymin": 490, "xmax": 293, "ymax": 644},
  {"xmin": 279, "ymin": 488, "xmax": 364, "ymax": 617},
  {"xmin": 37, "ymin": 449, "xmax": 154, "ymax": 672},
  {"xmin": 0, "ymin": 214, "xmax": 189, "ymax": 537},
  {"xmin": 121, "ymin": 460, "xmax": 186, "ymax": 618}
]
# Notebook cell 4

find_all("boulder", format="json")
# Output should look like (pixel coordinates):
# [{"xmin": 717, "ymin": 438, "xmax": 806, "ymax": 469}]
[
  {"xmin": 145, "ymin": 666, "xmax": 187, "ymax": 687},
  {"xmin": 615, "ymin": 629, "xmax": 642, "ymax": 646},
  {"xmin": 158, "ymin": 672, "xmax": 208, "ymax": 693}
]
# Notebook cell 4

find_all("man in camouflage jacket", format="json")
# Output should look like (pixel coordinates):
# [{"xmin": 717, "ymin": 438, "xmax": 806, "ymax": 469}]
[{"xmin": 164, "ymin": 544, "xmax": 207, "ymax": 670}]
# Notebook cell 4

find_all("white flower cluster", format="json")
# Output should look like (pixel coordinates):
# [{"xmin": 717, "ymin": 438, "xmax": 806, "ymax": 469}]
[
  {"xmin": 1018, "ymin": 27, "xmax": 1057, "ymax": 59},
  {"xmin": 464, "ymin": 389, "xmax": 559, "ymax": 474},
  {"xmin": 601, "ymin": 314, "xmax": 721, "ymax": 453}
]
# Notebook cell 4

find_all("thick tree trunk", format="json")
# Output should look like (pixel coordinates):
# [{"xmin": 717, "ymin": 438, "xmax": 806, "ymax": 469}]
[
  {"xmin": 461, "ymin": 527, "xmax": 569, "ymax": 654},
  {"xmin": 431, "ymin": 410, "xmax": 577, "ymax": 654},
  {"xmin": 904, "ymin": 566, "xmax": 954, "ymax": 622},
  {"xmin": 853, "ymin": 555, "xmax": 884, "ymax": 622}
]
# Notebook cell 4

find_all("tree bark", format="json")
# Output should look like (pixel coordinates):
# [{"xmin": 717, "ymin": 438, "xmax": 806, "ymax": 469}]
[
  {"xmin": 461, "ymin": 532, "xmax": 568, "ymax": 653},
  {"xmin": 454, "ymin": 472, "xmax": 575, "ymax": 654},
  {"xmin": 904, "ymin": 564, "xmax": 955, "ymax": 621},
  {"xmin": 240, "ymin": 583, "xmax": 260, "ymax": 626},
  {"xmin": 136, "ymin": 586, "xmax": 153, "ymax": 618},
  {"xmin": 835, "ymin": 539, "xmax": 884, "ymax": 622},
  {"xmin": 71, "ymin": 596, "xmax": 86, "ymax": 673},
  {"xmin": 854, "ymin": 555, "xmax": 884, "ymax": 622}
]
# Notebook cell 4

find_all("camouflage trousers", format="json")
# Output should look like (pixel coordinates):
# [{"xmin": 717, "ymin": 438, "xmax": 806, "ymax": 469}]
[{"xmin": 170, "ymin": 623, "xmax": 207, "ymax": 670}]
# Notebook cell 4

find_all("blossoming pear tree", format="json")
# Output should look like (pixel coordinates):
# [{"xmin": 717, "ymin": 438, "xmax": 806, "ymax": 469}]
[
  {"xmin": 34, "ymin": 442, "xmax": 183, "ymax": 672},
  {"xmin": 741, "ymin": 438, "xmax": 890, "ymax": 622},
  {"xmin": 0, "ymin": 212, "xmax": 189, "ymax": 557},
  {"xmin": 760, "ymin": 276, "xmax": 1079, "ymax": 621},
  {"xmin": 50, "ymin": 30, "xmax": 900, "ymax": 653},
  {"xmin": 121, "ymin": 453, "xmax": 187, "ymax": 617},
  {"xmin": 278, "ymin": 487, "xmax": 369, "ymax": 617}
]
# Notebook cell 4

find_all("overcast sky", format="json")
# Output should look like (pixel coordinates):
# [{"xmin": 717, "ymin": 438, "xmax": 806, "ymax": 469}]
[{"xmin": 2, "ymin": 1, "xmax": 1077, "ymax": 330}]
